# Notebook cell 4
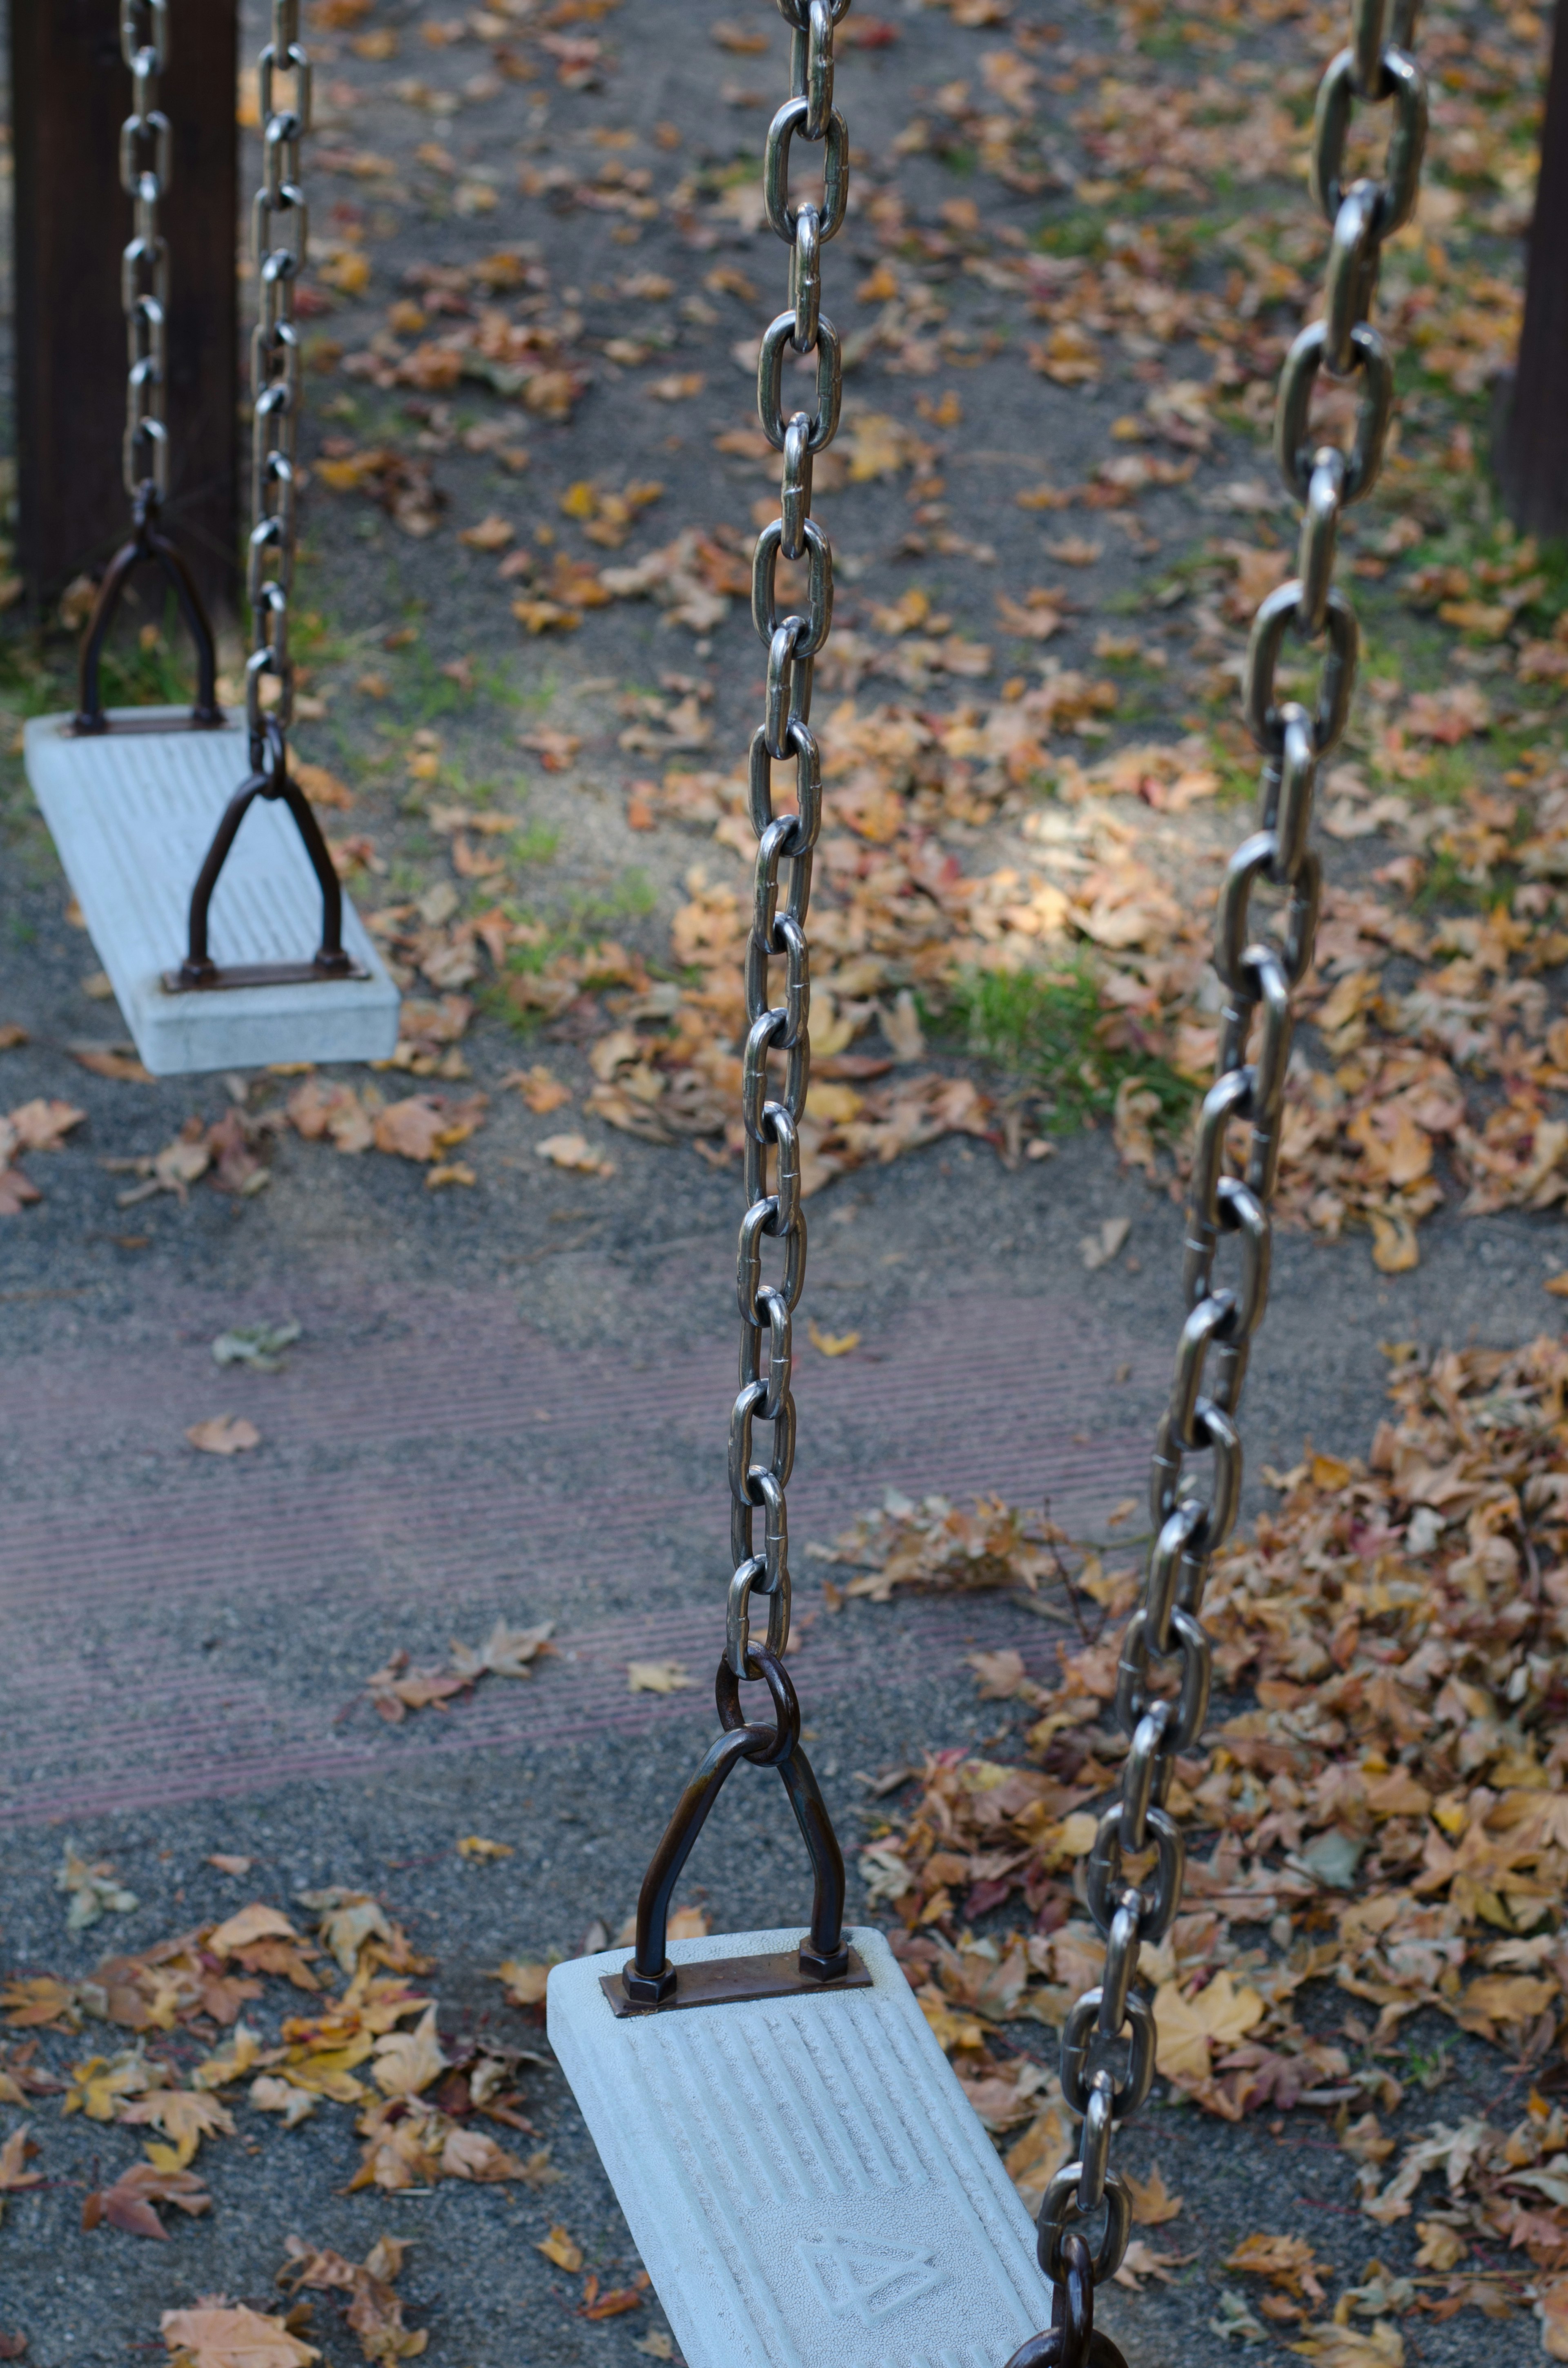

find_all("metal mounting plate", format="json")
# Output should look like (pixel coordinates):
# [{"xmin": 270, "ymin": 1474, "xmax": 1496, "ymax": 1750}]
[
  {"xmin": 548, "ymin": 1924, "xmax": 1052, "ymax": 2368},
  {"xmin": 601, "ymin": 1945, "xmax": 875, "ymax": 2019},
  {"xmin": 25, "ymin": 710, "xmax": 399, "ymax": 1077}
]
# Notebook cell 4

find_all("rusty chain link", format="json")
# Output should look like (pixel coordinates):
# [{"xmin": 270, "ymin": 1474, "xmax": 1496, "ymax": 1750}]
[
  {"xmin": 247, "ymin": 0, "xmax": 313, "ymax": 770},
  {"xmin": 119, "ymin": 0, "xmax": 172, "ymax": 508},
  {"xmin": 1031, "ymin": 0, "xmax": 1427, "ymax": 2319},
  {"xmin": 724, "ymin": 0, "xmax": 851, "ymax": 1688}
]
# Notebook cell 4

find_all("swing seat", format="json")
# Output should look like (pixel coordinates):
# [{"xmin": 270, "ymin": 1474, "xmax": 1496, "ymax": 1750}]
[
  {"xmin": 25, "ymin": 709, "xmax": 399, "ymax": 1077},
  {"xmin": 548, "ymin": 1923, "xmax": 1053, "ymax": 2368}
]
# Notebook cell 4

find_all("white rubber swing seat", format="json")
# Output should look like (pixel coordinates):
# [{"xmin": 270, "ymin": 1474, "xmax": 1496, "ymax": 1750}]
[
  {"xmin": 25, "ymin": 709, "xmax": 399, "ymax": 1077},
  {"xmin": 548, "ymin": 1924, "xmax": 1052, "ymax": 2368}
]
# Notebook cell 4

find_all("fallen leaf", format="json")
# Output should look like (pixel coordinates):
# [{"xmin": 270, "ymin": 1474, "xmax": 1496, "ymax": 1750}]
[
  {"xmin": 186, "ymin": 1417, "xmax": 262, "ymax": 1456},
  {"xmin": 160, "ymin": 2304, "xmax": 318, "ymax": 2366},
  {"xmin": 626, "ymin": 1660, "xmax": 692, "ymax": 1694},
  {"xmin": 456, "ymin": 1835, "xmax": 514, "ymax": 1861},
  {"xmin": 537, "ymin": 2224, "xmax": 584, "ymax": 2272},
  {"xmin": 1080, "ymin": 1217, "xmax": 1131, "ymax": 1271},
  {"xmin": 537, "ymin": 1132, "xmax": 614, "ymax": 1175},
  {"xmin": 808, "ymin": 1321, "xmax": 861, "ymax": 1357},
  {"xmin": 55, "ymin": 1845, "xmax": 138, "ymax": 1933},
  {"xmin": 373, "ymin": 1099, "xmax": 448, "ymax": 1161},
  {"xmin": 85, "ymin": 2161, "xmax": 211, "ymax": 2241},
  {"xmin": 1153, "ymin": 1970, "xmax": 1265, "ymax": 2081},
  {"xmin": 441, "ymin": 2124, "xmax": 531, "ymax": 2181},
  {"xmin": 448, "ymin": 1617, "xmax": 555, "ymax": 1681},
  {"xmin": 503, "ymin": 1064, "xmax": 572, "ymax": 1113},
  {"xmin": 1125, "ymin": 2163, "xmax": 1184, "ymax": 2225},
  {"xmin": 7, "ymin": 1098, "xmax": 86, "ymax": 1152},
  {"xmin": 459, "ymin": 515, "xmax": 514, "ymax": 551},
  {"xmin": 1225, "ymin": 2233, "xmax": 1327, "ymax": 2301},
  {"xmin": 0, "ymin": 2125, "xmax": 42, "ymax": 2205},
  {"xmin": 208, "ymin": 1904, "xmax": 300, "ymax": 1957},
  {"xmin": 120, "ymin": 2087, "xmax": 235, "ymax": 2169},
  {"xmin": 249, "ymin": 2075, "xmax": 318, "ymax": 2127},
  {"xmin": 70, "ymin": 1044, "xmax": 154, "ymax": 1083},
  {"xmin": 497, "ymin": 1960, "xmax": 551, "ymax": 2008},
  {"xmin": 372, "ymin": 2005, "xmax": 448, "ymax": 2098}
]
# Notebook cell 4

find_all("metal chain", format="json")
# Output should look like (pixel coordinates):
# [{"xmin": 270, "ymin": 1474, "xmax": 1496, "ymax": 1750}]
[
  {"xmin": 1034, "ymin": 0, "xmax": 1428, "ymax": 2315},
  {"xmin": 119, "ymin": 0, "xmax": 172, "ymax": 508},
  {"xmin": 724, "ymin": 0, "xmax": 851, "ymax": 1688},
  {"xmin": 248, "ymin": 0, "xmax": 313, "ymax": 768}
]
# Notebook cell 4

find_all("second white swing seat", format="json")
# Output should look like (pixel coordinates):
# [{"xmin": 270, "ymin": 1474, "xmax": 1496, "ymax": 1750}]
[
  {"xmin": 25, "ymin": 709, "xmax": 400, "ymax": 1077},
  {"xmin": 548, "ymin": 1924, "xmax": 1054, "ymax": 2368}
]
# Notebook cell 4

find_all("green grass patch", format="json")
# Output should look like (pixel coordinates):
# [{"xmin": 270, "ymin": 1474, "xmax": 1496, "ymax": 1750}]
[{"xmin": 941, "ymin": 957, "xmax": 1197, "ymax": 1137}]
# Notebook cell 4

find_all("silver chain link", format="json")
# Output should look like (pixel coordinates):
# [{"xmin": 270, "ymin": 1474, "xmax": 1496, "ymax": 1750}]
[
  {"xmin": 119, "ymin": 0, "xmax": 172, "ymax": 507},
  {"xmin": 724, "ymin": 0, "xmax": 851, "ymax": 1688},
  {"xmin": 248, "ymin": 0, "xmax": 313, "ymax": 764},
  {"xmin": 1036, "ymin": 0, "xmax": 1427, "ymax": 2304}
]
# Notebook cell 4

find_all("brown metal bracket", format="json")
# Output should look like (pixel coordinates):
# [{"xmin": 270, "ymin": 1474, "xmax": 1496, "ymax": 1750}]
[
  {"xmin": 162, "ymin": 717, "xmax": 366, "ymax": 995},
  {"xmin": 71, "ymin": 489, "xmax": 225, "ymax": 736},
  {"xmin": 617, "ymin": 1646, "xmax": 854, "ymax": 2011}
]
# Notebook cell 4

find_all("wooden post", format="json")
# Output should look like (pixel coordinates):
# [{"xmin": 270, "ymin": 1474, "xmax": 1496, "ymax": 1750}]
[
  {"xmin": 12, "ymin": 0, "xmax": 239, "ymax": 624},
  {"xmin": 1497, "ymin": 3, "xmax": 1568, "ymax": 539}
]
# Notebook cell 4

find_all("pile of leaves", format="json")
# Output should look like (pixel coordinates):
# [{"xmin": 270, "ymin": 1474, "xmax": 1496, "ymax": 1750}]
[
  {"xmin": 0, "ymin": 1882, "xmax": 558, "ymax": 2251},
  {"xmin": 854, "ymin": 1336, "xmax": 1568, "ymax": 2348}
]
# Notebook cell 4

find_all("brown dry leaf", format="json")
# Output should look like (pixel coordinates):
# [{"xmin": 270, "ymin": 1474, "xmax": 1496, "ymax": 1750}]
[
  {"xmin": 1125, "ymin": 2163, "xmax": 1184, "ymax": 2225},
  {"xmin": 448, "ymin": 1619, "xmax": 555, "ymax": 1681},
  {"xmin": 808, "ymin": 1321, "xmax": 860, "ymax": 1357},
  {"xmin": 160, "ymin": 2305, "xmax": 318, "ymax": 2366},
  {"xmin": 70, "ymin": 1044, "xmax": 154, "ymax": 1083},
  {"xmin": 1539, "ymin": 2281, "xmax": 1568, "ymax": 2361},
  {"xmin": 503, "ymin": 1065, "xmax": 572, "ymax": 1113},
  {"xmin": 85, "ymin": 2161, "xmax": 211, "ymax": 2241},
  {"xmin": 1152, "ymin": 1971, "xmax": 1265, "ymax": 2082},
  {"xmin": 119, "ymin": 2087, "xmax": 235, "ymax": 2170},
  {"xmin": 295, "ymin": 760, "xmax": 354, "ymax": 810},
  {"xmin": 209, "ymin": 1905, "xmax": 300, "ymax": 1958},
  {"xmin": 1225, "ymin": 2233, "xmax": 1327, "ymax": 2301},
  {"xmin": 537, "ymin": 1132, "xmax": 614, "ymax": 1176},
  {"xmin": 456, "ymin": 1835, "xmax": 512, "ymax": 1862},
  {"xmin": 186, "ymin": 1416, "xmax": 261, "ymax": 1457},
  {"xmin": 1288, "ymin": 2323, "xmax": 1403, "ymax": 2367},
  {"xmin": 459, "ymin": 515, "xmax": 514, "ymax": 551},
  {"xmin": 627, "ymin": 1660, "xmax": 692, "ymax": 1695},
  {"xmin": 7, "ymin": 1098, "xmax": 86, "ymax": 1153},
  {"xmin": 496, "ymin": 1960, "xmax": 551, "ymax": 2009},
  {"xmin": 537, "ymin": 2224, "xmax": 585, "ymax": 2272},
  {"xmin": 373, "ymin": 1099, "xmax": 448, "ymax": 1162},
  {"xmin": 1, "ymin": 1979, "xmax": 78, "ymax": 2031},
  {"xmin": 0, "ymin": 2124, "xmax": 42, "ymax": 2206},
  {"xmin": 373, "ymin": 2005, "xmax": 448, "ymax": 2099}
]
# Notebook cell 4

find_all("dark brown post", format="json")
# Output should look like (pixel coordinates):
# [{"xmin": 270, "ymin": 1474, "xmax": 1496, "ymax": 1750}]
[
  {"xmin": 1497, "ymin": 3, "xmax": 1568, "ymax": 539},
  {"xmin": 12, "ymin": 0, "xmax": 239, "ymax": 623}
]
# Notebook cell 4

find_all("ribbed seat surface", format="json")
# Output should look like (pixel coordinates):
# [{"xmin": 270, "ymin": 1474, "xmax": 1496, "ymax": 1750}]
[
  {"xmin": 26, "ymin": 709, "xmax": 399, "ymax": 1076},
  {"xmin": 548, "ymin": 1925, "xmax": 1051, "ymax": 2368}
]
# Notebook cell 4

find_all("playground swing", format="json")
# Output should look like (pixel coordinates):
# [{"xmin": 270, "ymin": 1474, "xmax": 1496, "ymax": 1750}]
[
  {"xmin": 24, "ymin": 0, "xmax": 398, "ymax": 1079},
  {"xmin": 547, "ymin": 2, "xmax": 1428, "ymax": 2365}
]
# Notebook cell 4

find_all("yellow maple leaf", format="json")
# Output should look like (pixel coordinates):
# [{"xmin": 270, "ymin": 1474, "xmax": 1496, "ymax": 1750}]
[
  {"xmin": 372, "ymin": 2005, "xmax": 448, "ymax": 2099},
  {"xmin": 1125, "ymin": 2163, "xmax": 1184, "ymax": 2225},
  {"xmin": 1153, "ymin": 1970, "xmax": 1265, "ymax": 2082},
  {"xmin": 537, "ymin": 2224, "xmax": 584, "ymax": 2272}
]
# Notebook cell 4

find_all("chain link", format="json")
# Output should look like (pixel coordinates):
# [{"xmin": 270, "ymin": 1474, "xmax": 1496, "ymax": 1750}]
[
  {"xmin": 119, "ymin": 0, "xmax": 172, "ymax": 506},
  {"xmin": 1036, "ymin": 0, "xmax": 1426, "ymax": 2309},
  {"xmin": 725, "ymin": 0, "xmax": 850, "ymax": 1687},
  {"xmin": 248, "ymin": 0, "xmax": 313, "ymax": 765}
]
